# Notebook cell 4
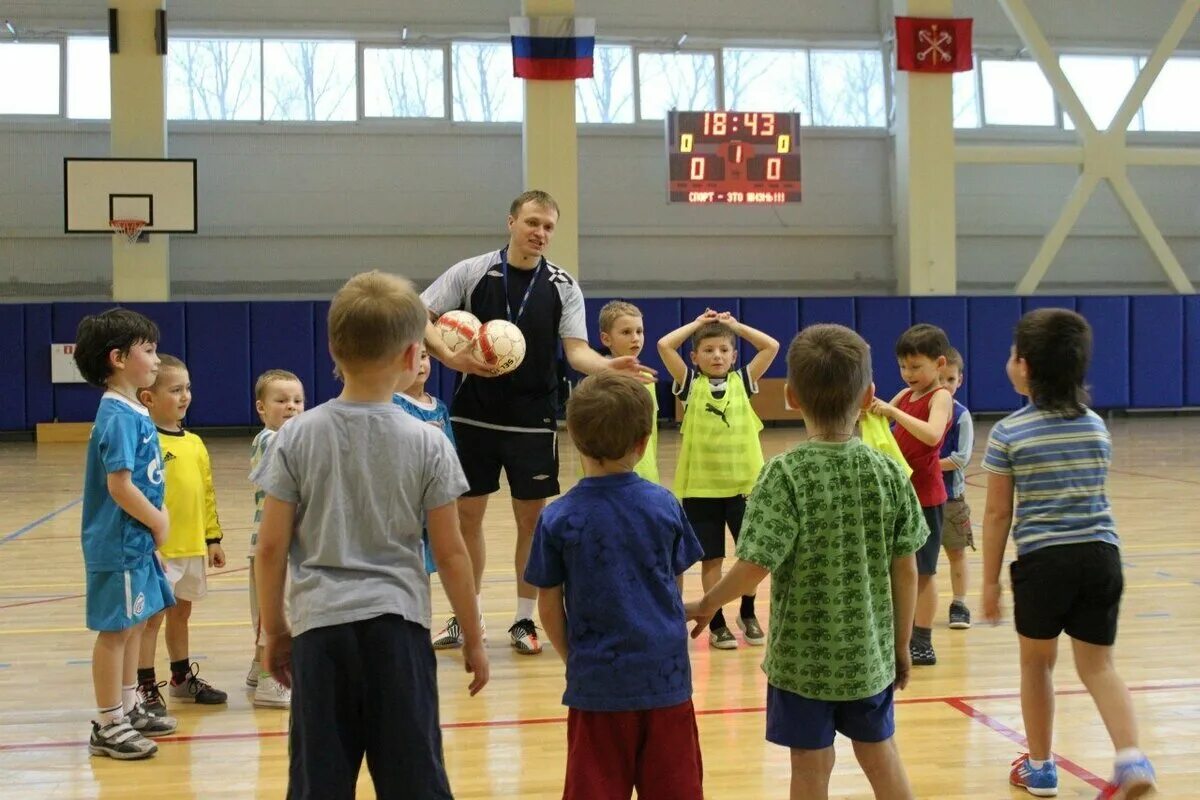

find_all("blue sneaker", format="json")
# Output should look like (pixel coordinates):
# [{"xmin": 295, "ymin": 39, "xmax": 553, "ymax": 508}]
[
  {"xmin": 1096, "ymin": 755, "xmax": 1157, "ymax": 799},
  {"xmin": 1010, "ymin": 754, "xmax": 1058, "ymax": 797}
]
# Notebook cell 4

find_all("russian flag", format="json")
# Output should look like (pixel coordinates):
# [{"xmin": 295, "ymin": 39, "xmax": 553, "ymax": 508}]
[{"xmin": 510, "ymin": 17, "xmax": 595, "ymax": 80}]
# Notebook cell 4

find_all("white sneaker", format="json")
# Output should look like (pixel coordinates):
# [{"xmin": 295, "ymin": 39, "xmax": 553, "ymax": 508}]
[
  {"xmin": 246, "ymin": 660, "xmax": 260, "ymax": 689},
  {"xmin": 253, "ymin": 674, "xmax": 291, "ymax": 709},
  {"xmin": 432, "ymin": 616, "xmax": 486, "ymax": 649}
]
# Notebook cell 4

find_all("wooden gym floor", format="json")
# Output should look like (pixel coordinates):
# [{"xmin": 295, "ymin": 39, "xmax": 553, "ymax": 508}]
[{"xmin": 1, "ymin": 418, "xmax": 1197, "ymax": 799}]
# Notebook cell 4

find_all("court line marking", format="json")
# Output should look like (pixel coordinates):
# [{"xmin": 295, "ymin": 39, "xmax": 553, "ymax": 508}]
[
  {"xmin": 0, "ymin": 566, "xmax": 249, "ymax": 612},
  {"xmin": 0, "ymin": 498, "xmax": 82, "ymax": 545},
  {"xmin": 1, "ymin": 680, "xmax": 1195, "ymax": 754}
]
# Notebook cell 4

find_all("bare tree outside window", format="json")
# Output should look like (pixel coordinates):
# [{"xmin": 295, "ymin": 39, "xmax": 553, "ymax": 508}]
[
  {"xmin": 364, "ymin": 46, "xmax": 445, "ymax": 118},
  {"xmin": 638, "ymin": 52, "xmax": 717, "ymax": 120},
  {"xmin": 952, "ymin": 67, "xmax": 980, "ymax": 128},
  {"xmin": 723, "ymin": 48, "xmax": 809, "ymax": 116},
  {"xmin": 168, "ymin": 39, "xmax": 261, "ymax": 120},
  {"xmin": 575, "ymin": 45, "xmax": 633, "ymax": 123},
  {"xmin": 452, "ymin": 42, "xmax": 522, "ymax": 122},
  {"xmin": 810, "ymin": 50, "xmax": 885, "ymax": 127},
  {"xmin": 264, "ymin": 41, "xmax": 356, "ymax": 122}
]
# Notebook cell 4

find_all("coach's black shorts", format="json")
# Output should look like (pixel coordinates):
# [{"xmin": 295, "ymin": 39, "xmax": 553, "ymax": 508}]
[
  {"xmin": 452, "ymin": 421, "xmax": 560, "ymax": 500},
  {"xmin": 915, "ymin": 505, "xmax": 944, "ymax": 576},
  {"xmin": 681, "ymin": 496, "xmax": 746, "ymax": 561},
  {"xmin": 1010, "ymin": 541, "xmax": 1123, "ymax": 646}
]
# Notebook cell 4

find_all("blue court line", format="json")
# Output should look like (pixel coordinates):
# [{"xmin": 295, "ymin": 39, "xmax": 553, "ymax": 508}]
[
  {"xmin": 1, "ymin": 498, "xmax": 82, "ymax": 545},
  {"xmin": 1154, "ymin": 571, "xmax": 1173, "ymax": 578},
  {"xmin": 1136, "ymin": 612, "xmax": 1171, "ymax": 619},
  {"xmin": 65, "ymin": 654, "xmax": 207, "ymax": 667}
]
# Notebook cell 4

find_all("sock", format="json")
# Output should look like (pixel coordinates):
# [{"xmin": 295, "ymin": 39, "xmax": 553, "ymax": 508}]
[
  {"xmin": 97, "ymin": 702, "xmax": 124, "ymax": 726},
  {"xmin": 708, "ymin": 608, "xmax": 727, "ymax": 633},
  {"xmin": 514, "ymin": 597, "xmax": 535, "ymax": 624},
  {"xmin": 953, "ymin": 595, "xmax": 967, "ymax": 606},
  {"xmin": 170, "ymin": 658, "xmax": 189, "ymax": 685},
  {"xmin": 912, "ymin": 626, "xmax": 932, "ymax": 648},
  {"xmin": 477, "ymin": 594, "xmax": 484, "ymax": 619},
  {"xmin": 1028, "ymin": 757, "xmax": 1050, "ymax": 769},
  {"xmin": 121, "ymin": 684, "xmax": 137, "ymax": 715},
  {"xmin": 137, "ymin": 667, "xmax": 156, "ymax": 687},
  {"xmin": 739, "ymin": 595, "xmax": 756, "ymax": 619},
  {"xmin": 1114, "ymin": 748, "xmax": 1145, "ymax": 766}
]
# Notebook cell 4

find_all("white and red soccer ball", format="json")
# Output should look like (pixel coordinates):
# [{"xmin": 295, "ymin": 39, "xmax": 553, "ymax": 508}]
[
  {"xmin": 473, "ymin": 320, "xmax": 526, "ymax": 375},
  {"xmin": 435, "ymin": 310, "xmax": 481, "ymax": 354}
]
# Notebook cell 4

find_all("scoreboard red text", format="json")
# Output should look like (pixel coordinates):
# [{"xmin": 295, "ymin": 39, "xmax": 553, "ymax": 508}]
[{"xmin": 667, "ymin": 111, "xmax": 802, "ymax": 204}]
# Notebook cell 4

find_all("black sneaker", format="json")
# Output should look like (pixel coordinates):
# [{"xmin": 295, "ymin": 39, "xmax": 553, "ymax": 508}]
[
  {"xmin": 138, "ymin": 680, "xmax": 168, "ymax": 717},
  {"xmin": 127, "ymin": 703, "xmax": 178, "ymax": 738},
  {"xmin": 88, "ymin": 720, "xmax": 157, "ymax": 760},
  {"xmin": 432, "ymin": 616, "xmax": 464, "ymax": 649},
  {"xmin": 949, "ymin": 601, "xmax": 972, "ymax": 630},
  {"xmin": 736, "ymin": 616, "xmax": 766, "ymax": 646},
  {"xmin": 508, "ymin": 618, "xmax": 543, "ymax": 655},
  {"xmin": 169, "ymin": 663, "xmax": 228, "ymax": 705},
  {"xmin": 910, "ymin": 641, "xmax": 937, "ymax": 666}
]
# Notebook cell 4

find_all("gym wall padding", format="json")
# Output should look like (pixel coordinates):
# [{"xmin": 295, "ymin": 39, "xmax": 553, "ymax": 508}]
[{"xmin": 1, "ymin": 295, "xmax": 1196, "ymax": 431}]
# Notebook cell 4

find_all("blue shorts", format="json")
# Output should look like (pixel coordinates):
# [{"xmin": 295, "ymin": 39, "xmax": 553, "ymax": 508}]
[
  {"xmin": 86, "ymin": 558, "xmax": 175, "ymax": 632},
  {"xmin": 766, "ymin": 684, "xmax": 895, "ymax": 750}
]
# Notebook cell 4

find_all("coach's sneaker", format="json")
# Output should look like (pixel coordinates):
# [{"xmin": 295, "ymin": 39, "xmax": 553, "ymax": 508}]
[
  {"xmin": 737, "ymin": 615, "xmax": 766, "ymax": 646},
  {"xmin": 253, "ymin": 673, "xmax": 292, "ymax": 709},
  {"xmin": 127, "ymin": 704, "xmax": 178, "ymax": 738},
  {"xmin": 89, "ymin": 720, "xmax": 157, "ymax": 760},
  {"xmin": 137, "ymin": 680, "xmax": 168, "ymax": 718},
  {"xmin": 433, "ymin": 616, "xmax": 464, "ymax": 649},
  {"xmin": 509, "ymin": 619, "xmax": 543, "ymax": 655},
  {"xmin": 1097, "ymin": 754, "xmax": 1157, "ymax": 799},
  {"xmin": 169, "ymin": 663, "xmax": 228, "ymax": 705},
  {"xmin": 949, "ymin": 601, "xmax": 972, "ymax": 630},
  {"xmin": 246, "ymin": 660, "xmax": 260, "ymax": 689},
  {"xmin": 708, "ymin": 626, "xmax": 738, "ymax": 650},
  {"xmin": 1010, "ymin": 754, "xmax": 1059, "ymax": 797},
  {"xmin": 910, "ymin": 641, "xmax": 937, "ymax": 666}
]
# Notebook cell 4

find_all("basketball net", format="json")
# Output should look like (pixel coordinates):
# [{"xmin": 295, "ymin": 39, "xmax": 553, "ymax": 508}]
[{"xmin": 110, "ymin": 218, "xmax": 147, "ymax": 244}]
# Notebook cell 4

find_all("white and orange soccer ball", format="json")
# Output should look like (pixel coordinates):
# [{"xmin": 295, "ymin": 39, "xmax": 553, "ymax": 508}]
[
  {"xmin": 473, "ymin": 320, "xmax": 526, "ymax": 375},
  {"xmin": 435, "ymin": 310, "xmax": 481, "ymax": 354}
]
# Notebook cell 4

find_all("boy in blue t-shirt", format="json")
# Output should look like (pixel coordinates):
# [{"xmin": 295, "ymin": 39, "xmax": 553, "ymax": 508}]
[
  {"xmin": 982, "ymin": 309, "xmax": 1155, "ymax": 798},
  {"xmin": 938, "ymin": 348, "xmax": 974, "ymax": 630},
  {"xmin": 73, "ymin": 308, "xmax": 178, "ymax": 760},
  {"xmin": 525, "ymin": 373, "xmax": 705, "ymax": 800}
]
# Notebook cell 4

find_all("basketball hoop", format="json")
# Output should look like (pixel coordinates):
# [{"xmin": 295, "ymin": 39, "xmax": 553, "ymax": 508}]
[{"xmin": 110, "ymin": 218, "xmax": 147, "ymax": 243}]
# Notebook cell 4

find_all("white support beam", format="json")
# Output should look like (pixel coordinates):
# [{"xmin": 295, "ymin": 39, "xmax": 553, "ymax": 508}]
[
  {"xmin": 1109, "ymin": 173, "xmax": 1197, "ymax": 293},
  {"xmin": 956, "ymin": 145, "xmax": 1084, "ymax": 165},
  {"xmin": 1110, "ymin": 0, "xmax": 1200, "ymax": 133},
  {"xmin": 1015, "ymin": 172, "xmax": 1101, "ymax": 295},
  {"xmin": 1125, "ymin": 147, "xmax": 1200, "ymax": 167}
]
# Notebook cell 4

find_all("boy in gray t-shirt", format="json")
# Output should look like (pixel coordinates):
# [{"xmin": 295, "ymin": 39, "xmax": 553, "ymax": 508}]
[{"xmin": 252, "ymin": 271, "xmax": 488, "ymax": 800}]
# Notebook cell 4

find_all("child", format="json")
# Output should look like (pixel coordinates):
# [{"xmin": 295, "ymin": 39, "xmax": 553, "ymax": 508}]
[
  {"xmin": 73, "ymin": 308, "xmax": 178, "ymax": 759},
  {"xmin": 938, "ymin": 348, "xmax": 974, "ymax": 630},
  {"xmin": 982, "ymin": 309, "xmax": 1156, "ymax": 799},
  {"xmin": 870, "ymin": 323, "xmax": 953, "ymax": 666},
  {"xmin": 597, "ymin": 300, "xmax": 659, "ymax": 483},
  {"xmin": 685, "ymin": 324, "xmax": 925, "ymax": 800},
  {"xmin": 526, "ymin": 372, "xmax": 705, "ymax": 800},
  {"xmin": 658, "ymin": 309, "xmax": 779, "ymax": 650},
  {"xmin": 135, "ymin": 355, "xmax": 228, "ymax": 714},
  {"xmin": 252, "ymin": 271, "xmax": 488, "ymax": 798},
  {"xmin": 246, "ymin": 368, "xmax": 305, "ymax": 708}
]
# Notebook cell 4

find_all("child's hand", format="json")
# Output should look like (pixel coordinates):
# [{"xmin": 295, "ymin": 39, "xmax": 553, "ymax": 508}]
[
  {"xmin": 716, "ymin": 311, "xmax": 736, "ymax": 325},
  {"xmin": 695, "ymin": 309, "xmax": 719, "ymax": 325},
  {"xmin": 982, "ymin": 582, "xmax": 1003, "ymax": 625},
  {"xmin": 608, "ymin": 356, "xmax": 657, "ymax": 384},
  {"xmin": 149, "ymin": 508, "xmax": 170, "ymax": 547},
  {"xmin": 683, "ymin": 598, "xmax": 715, "ymax": 639},
  {"xmin": 463, "ymin": 640, "xmax": 490, "ymax": 697},
  {"xmin": 894, "ymin": 646, "xmax": 912, "ymax": 690},
  {"xmin": 207, "ymin": 542, "xmax": 226, "ymax": 569},
  {"xmin": 869, "ymin": 398, "xmax": 895, "ymax": 420},
  {"xmin": 263, "ymin": 630, "xmax": 293, "ymax": 689}
]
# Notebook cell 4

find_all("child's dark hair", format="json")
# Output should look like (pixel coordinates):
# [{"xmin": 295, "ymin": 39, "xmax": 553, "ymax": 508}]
[
  {"xmin": 895, "ymin": 323, "xmax": 950, "ymax": 361},
  {"xmin": 1015, "ymin": 308, "xmax": 1091, "ymax": 417},
  {"xmin": 691, "ymin": 321, "xmax": 736, "ymax": 349},
  {"xmin": 73, "ymin": 308, "xmax": 160, "ymax": 388}
]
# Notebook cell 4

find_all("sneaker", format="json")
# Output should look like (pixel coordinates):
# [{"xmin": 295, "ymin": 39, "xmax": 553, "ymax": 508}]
[
  {"xmin": 708, "ymin": 626, "xmax": 738, "ymax": 650},
  {"xmin": 246, "ymin": 660, "xmax": 260, "ymax": 689},
  {"xmin": 433, "ymin": 617, "xmax": 463, "ymax": 649},
  {"xmin": 1010, "ymin": 754, "xmax": 1059, "ymax": 797},
  {"xmin": 127, "ymin": 704, "xmax": 178, "ymax": 738},
  {"xmin": 168, "ymin": 663, "xmax": 228, "ymax": 705},
  {"xmin": 1098, "ymin": 755, "xmax": 1157, "ymax": 799},
  {"xmin": 88, "ymin": 720, "xmax": 157, "ymax": 760},
  {"xmin": 509, "ymin": 619, "xmax": 542, "ymax": 655},
  {"xmin": 910, "ymin": 641, "xmax": 937, "ymax": 666},
  {"xmin": 137, "ymin": 680, "xmax": 168, "ymax": 718},
  {"xmin": 737, "ymin": 616, "xmax": 765, "ymax": 646},
  {"xmin": 253, "ymin": 673, "xmax": 292, "ymax": 709},
  {"xmin": 949, "ymin": 601, "xmax": 972, "ymax": 630}
]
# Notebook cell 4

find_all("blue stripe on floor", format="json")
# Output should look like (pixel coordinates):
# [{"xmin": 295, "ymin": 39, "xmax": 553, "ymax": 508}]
[
  {"xmin": 1, "ymin": 498, "xmax": 82, "ymax": 544},
  {"xmin": 1135, "ymin": 612, "xmax": 1171, "ymax": 619}
]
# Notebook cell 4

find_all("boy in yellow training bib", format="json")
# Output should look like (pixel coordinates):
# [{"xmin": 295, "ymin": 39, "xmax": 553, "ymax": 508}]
[{"xmin": 658, "ymin": 309, "xmax": 779, "ymax": 650}]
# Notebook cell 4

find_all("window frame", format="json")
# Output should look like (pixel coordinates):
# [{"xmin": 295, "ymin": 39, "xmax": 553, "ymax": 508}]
[
  {"xmin": 632, "ymin": 47, "xmax": 721, "ymax": 123},
  {"xmin": 0, "ymin": 37, "xmax": 66, "ymax": 118},
  {"xmin": 356, "ymin": 41, "xmax": 450, "ymax": 122}
]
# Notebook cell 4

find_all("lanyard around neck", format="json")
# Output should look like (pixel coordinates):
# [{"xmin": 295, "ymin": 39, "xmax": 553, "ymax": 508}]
[{"xmin": 499, "ymin": 247, "xmax": 543, "ymax": 324}]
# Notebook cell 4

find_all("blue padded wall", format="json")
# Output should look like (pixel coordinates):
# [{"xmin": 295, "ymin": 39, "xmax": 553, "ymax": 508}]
[
  {"xmin": 1131, "ymin": 296, "xmax": 1184, "ymax": 408},
  {"xmin": 250, "ymin": 303, "xmax": 316, "ymax": 423},
  {"xmin": 1077, "ymin": 297, "xmax": 1130, "ymax": 409},
  {"xmin": 912, "ymin": 296, "xmax": 969, "ymax": 361},
  {"xmin": 186, "ymin": 303, "xmax": 252, "ymax": 427},
  {"xmin": 123, "ymin": 303, "xmax": 187, "ymax": 362},
  {"xmin": 1187, "ymin": 296, "xmax": 1200, "ymax": 407},
  {"xmin": 855, "ymin": 298, "xmax": 912, "ymax": 396},
  {"xmin": 52, "ymin": 303, "xmax": 110, "ymax": 422},
  {"xmin": 800, "ymin": 297, "xmax": 855, "ymax": 330},
  {"xmin": 636, "ymin": 298, "xmax": 683, "ymax": 377},
  {"xmin": 0, "ymin": 306, "xmax": 25, "ymax": 430},
  {"xmin": 23, "ymin": 304, "xmax": 53, "ymax": 427},
  {"xmin": 740, "ymin": 298, "xmax": 798, "ymax": 378},
  {"xmin": 1022, "ymin": 296, "xmax": 1076, "ymax": 313},
  {"xmin": 966, "ymin": 297, "xmax": 1022, "ymax": 412}
]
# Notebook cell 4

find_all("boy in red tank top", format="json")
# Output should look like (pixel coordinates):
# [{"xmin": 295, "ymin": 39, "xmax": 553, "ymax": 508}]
[{"xmin": 870, "ymin": 324, "xmax": 953, "ymax": 667}]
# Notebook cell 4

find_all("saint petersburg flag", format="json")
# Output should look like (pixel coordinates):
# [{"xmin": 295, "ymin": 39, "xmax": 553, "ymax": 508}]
[{"xmin": 509, "ymin": 17, "xmax": 595, "ymax": 80}]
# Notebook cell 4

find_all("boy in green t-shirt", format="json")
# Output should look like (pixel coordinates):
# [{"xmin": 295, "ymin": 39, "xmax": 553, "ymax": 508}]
[{"xmin": 685, "ymin": 324, "xmax": 927, "ymax": 799}]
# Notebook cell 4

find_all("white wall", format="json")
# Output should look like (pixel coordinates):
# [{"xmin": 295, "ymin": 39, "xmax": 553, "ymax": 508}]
[{"xmin": 1, "ymin": 0, "xmax": 1197, "ymax": 298}]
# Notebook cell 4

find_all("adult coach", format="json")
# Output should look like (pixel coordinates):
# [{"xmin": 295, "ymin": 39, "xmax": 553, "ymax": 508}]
[{"xmin": 421, "ymin": 190, "xmax": 651, "ymax": 655}]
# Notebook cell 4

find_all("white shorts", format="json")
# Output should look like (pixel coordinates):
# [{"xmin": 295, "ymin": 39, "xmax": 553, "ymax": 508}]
[{"xmin": 162, "ymin": 556, "xmax": 208, "ymax": 602}]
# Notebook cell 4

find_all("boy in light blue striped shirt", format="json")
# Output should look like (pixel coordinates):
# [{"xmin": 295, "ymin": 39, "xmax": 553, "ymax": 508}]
[{"xmin": 981, "ymin": 308, "xmax": 1154, "ymax": 799}]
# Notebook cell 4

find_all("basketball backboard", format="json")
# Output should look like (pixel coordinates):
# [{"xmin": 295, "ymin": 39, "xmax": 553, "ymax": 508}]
[{"xmin": 64, "ymin": 157, "xmax": 197, "ymax": 234}]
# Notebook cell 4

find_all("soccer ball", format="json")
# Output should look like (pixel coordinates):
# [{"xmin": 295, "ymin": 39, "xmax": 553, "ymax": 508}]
[
  {"xmin": 473, "ymin": 320, "xmax": 526, "ymax": 375},
  {"xmin": 435, "ymin": 310, "xmax": 481, "ymax": 354}
]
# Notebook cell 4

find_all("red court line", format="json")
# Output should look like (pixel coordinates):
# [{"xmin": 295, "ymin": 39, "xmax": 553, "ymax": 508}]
[
  {"xmin": 944, "ymin": 697, "xmax": 1108, "ymax": 791},
  {"xmin": 0, "ymin": 566, "xmax": 250, "ymax": 611}
]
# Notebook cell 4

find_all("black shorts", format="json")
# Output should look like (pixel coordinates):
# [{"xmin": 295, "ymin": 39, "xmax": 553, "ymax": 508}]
[
  {"xmin": 1010, "ymin": 541, "xmax": 1123, "ymax": 645},
  {"xmin": 682, "ymin": 496, "xmax": 746, "ymax": 561},
  {"xmin": 915, "ymin": 505, "xmax": 943, "ymax": 576},
  {"xmin": 452, "ymin": 421, "xmax": 560, "ymax": 501}
]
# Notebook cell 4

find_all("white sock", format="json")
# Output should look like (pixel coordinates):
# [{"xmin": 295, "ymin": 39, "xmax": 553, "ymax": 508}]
[
  {"xmin": 1114, "ymin": 747, "xmax": 1144, "ymax": 766},
  {"xmin": 515, "ymin": 597, "xmax": 536, "ymax": 624},
  {"xmin": 953, "ymin": 595, "xmax": 967, "ymax": 605},
  {"xmin": 1027, "ymin": 757, "xmax": 1051, "ymax": 769},
  {"xmin": 120, "ymin": 684, "xmax": 137, "ymax": 715},
  {"xmin": 97, "ymin": 703, "xmax": 123, "ymax": 726},
  {"xmin": 476, "ymin": 594, "xmax": 484, "ymax": 617}
]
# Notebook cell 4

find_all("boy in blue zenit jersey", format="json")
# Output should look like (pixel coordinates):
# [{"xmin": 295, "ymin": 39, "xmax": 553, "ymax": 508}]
[{"xmin": 73, "ymin": 309, "xmax": 178, "ymax": 760}]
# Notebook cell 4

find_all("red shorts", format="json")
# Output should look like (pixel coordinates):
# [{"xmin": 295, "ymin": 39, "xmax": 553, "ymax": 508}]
[{"xmin": 564, "ymin": 700, "xmax": 704, "ymax": 800}]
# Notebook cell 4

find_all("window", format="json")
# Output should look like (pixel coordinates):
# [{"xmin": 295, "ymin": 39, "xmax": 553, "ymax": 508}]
[
  {"xmin": 952, "ymin": 67, "xmax": 980, "ymax": 128},
  {"xmin": 723, "ymin": 48, "xmax": 809, "ymax": 117},
  {"xmin": 263, "ymin": 40, "xmax": 356, "ymax": 121},
  {"xmin": 809, "ymin": 49, "xmax": 884, "ymax": 127},
  {"xmin": 637, "ymin": 51, "xmax": 717, "ymax": 120},
  {"xmin": 1060, "ymin": 55, "xmax": 1139, "ymax": 131},
  {"xmin": 0, "ymin": 42, "xmax": 60, "ymax": 115},
  {"xmin": 169, "ymin": 38, "xmax": 261, "ymax": 120},
  {"xmin": 1141, "ymin": 56, "xmax": 1200, "ymax": 131},
  {"xmin": 980, "ymin": 60, "xmax": 1055, "ymax": 125},
  {"xmin": 452, "ymin": 42, "xmax": 522, "ymax": 122},
  {"xmin": 363, "ymin": 46, "xmax": 446, "ymax": 118},
  {"xmin": 576, "ymin": 45, "xmax": 633, "ymax": 123},
  {"xmin": 67, "ymin": 37, "xmax": 111, "ymax": 119}
]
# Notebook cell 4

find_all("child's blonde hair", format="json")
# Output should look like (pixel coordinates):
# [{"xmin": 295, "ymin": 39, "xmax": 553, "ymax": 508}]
[
  {"xmin": 598, "ymin": 300, "xmax": 642, "ymax": 334},
  {"xmin": 786, "ymin": 325, "xmax": 872, "ymax": 429},
  {"xmin": 567, "ymin": 373, "xmax": 653, "ymax": 462},
  {"xmin": 255, "ymin": 369, "xmax": 301, "ymax": 401},
  {"xmin": 327, "ymin": 271, "xmax": 427, "ymax": 368}
]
